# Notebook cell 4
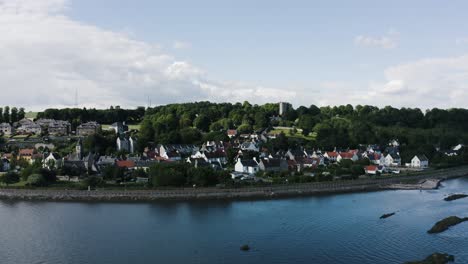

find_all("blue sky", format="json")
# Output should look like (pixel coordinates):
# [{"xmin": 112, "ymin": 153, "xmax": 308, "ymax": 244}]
[{"xmin": 2, "ymin": 0, "xmax": 468, "ymax": 109}]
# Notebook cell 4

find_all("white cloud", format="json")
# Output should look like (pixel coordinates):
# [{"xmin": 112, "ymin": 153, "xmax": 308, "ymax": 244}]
[
  {"xmin": 354, "ymin": 30, "xmax": 399, "ymax": 49},
  {"xmin": 173, "ymin": 41, "xmax": 191, "ymax": 50},
  {"xmin": 0, "ymin": 0, "xmax": 294, "ymax": 110},
  {"xmin": 358, "ymin": 54, "xmax": 468, "ymax": 108}
]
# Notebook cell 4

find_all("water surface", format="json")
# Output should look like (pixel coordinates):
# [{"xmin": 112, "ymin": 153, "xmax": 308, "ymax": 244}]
[{"xmin": 1, "ymin": 178, "xmax": 468, "ymax": 264}]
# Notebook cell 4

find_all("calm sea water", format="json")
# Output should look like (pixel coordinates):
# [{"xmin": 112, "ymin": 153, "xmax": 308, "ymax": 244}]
[{"xmin": 1, "ymin": 178, "xmax": 468, "ymax": 264}]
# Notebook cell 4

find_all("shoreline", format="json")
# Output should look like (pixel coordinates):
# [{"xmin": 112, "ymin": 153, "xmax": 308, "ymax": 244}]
[{"xmin": 1, "ymin": 167, "xmax": 467, "ymax": 203}]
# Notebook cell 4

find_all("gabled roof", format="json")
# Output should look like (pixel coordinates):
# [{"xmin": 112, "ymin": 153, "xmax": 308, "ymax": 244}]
[
  {"xmin": 339, "ymin": 152, "xmax": 355, "ymax": 159},
  {"xmin": 116, "ymin": 160, "xmax": 136, "ymax": 168},
  {"xmin": 240, "ymin": 159, "xmax": 258, "ymax": 167},
  {"xmin": 227, "ymin": 129, "xmax": 237, "ymax": 136},
  {"xmin": 19, "ymin": 149, "xmax": 34, "ymax": 156},
  {"xmin": 260, "ymin": 158, "xmax": 282, "ymax": 168},
  {"xmin": 48, "ymin": 153, "xmax": 61, "ymax": 160},
  {"xmin": 365, "ymin": 165, "xmax": 378, "ymax": 171},
  {"xmin": 414, "ymin": 155, "xmax": 429, "ymax": 161}
]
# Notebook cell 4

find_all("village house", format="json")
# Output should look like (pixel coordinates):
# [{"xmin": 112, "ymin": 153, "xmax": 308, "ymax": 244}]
[
  {"xmin": 186, "ymin": 157, "xmax": 211, "ymax": 168},
  {"xmin": 159, "ymin": 144, "xmax": 198, "ymax": 157},
  {"xmin": 16, "ymin": 121, "xmax": 42, "ymax": 135},
  {"xmin": 337, "ymin": 152, "xmax": 359, "ymax": 162},
  {"xmin": 117, "ymin": 136, "xmax": 137, "ymax": 154},
  {"xmin": 48, "ymin": 121, "xmax": 71, "ymax": 135},
  {"xmin": 18, "ymin": 148, "xmax": 36, "ymax": 162},
  {"xmin": 1, "ymin": 157, "xmax": 10, "ymax": 171},
  {"xmin": 258, "ymin": 158, "xmax": 288, "ymax": 172},
  {"xmin": 43, "ymin": 152, "xmax": 62, "ymax": 169},
  {"xmin": 234, "ymin": 159, "xmax": 259, "ymax": 174},
  {"xmin": 384, "ymin": 153, "xmax": 401, "ymax": 167},
  {"xmin": 0, "ymin": 123, "xmax": 13, "ymax": 135},
  {"xmin": 301, "ymin": 157, "xmax": 323, "ymax": 169},
  {"xmin": 109, "ymin": 122, "xmax": 129, "ymax": 134},
  {"xmin": 411, "ymin": 155, "xmax": 429, "ymax": 169},
  {"xmin": 227, "ymin": 129, "xmax": 238, "ymax": 138},
  {"xmin": 77, "ymin": 121, "xmax": 101, "ymax": 136},
  {"xmin": 240, "ymin": 141, "xmax": 259, "ymax": 152},
  {"xmin": 324, "ymin": 151, "xmax": 339, "ymax": 163},
  {"xmin": 363, "ymin": 152, "xmax": 385, "ymax": 165},
  {"xmin": 364, "ymin": 165, "xmax": 385, "ymax": 175}
]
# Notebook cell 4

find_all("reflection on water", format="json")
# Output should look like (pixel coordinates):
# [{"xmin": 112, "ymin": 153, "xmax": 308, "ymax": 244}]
[{"xmin": 0, "ymin": 178, "xmax": 467, "ymax": 264}]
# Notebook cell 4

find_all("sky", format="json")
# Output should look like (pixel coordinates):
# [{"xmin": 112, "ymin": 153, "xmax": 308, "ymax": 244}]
[{"xmin": 2, "ymin": 0, "xmax": 468, "ymax": 110}]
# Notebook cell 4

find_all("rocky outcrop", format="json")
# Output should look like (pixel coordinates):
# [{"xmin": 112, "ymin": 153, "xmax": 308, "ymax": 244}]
[
  {"xmin": 428, "ymin": 216, "xmax": 468, "ymax": 234},
  {"xmin": 404, "ymin": 253, "xmax": 454, "ymax": 264}
]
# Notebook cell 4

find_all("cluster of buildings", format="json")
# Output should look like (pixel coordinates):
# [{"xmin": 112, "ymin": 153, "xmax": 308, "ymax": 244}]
[{"xmin": 0, "ymin": 118, "xmax": 101, "ymax": 136}]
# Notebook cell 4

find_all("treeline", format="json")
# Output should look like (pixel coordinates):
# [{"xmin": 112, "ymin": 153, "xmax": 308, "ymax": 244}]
[
  {"xmin": 0, "ymin": 106, "xmax": 26, "ymax": 123},
  {"xmin": 139, "ymin": 102, "xmax": 468, "ymax": 160},
  {"xmin": 36, "ymin": 106, "xmax": 146, "ymax": 128}
]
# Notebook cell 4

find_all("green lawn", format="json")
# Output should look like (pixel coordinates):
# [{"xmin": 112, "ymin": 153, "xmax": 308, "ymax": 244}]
[
  {"xmin": 270, "ymin": 127, "xmax": 317, "ymax": 141},
  {"xmin": 25, "ymin": 111, "xmax": 38, "ymax": 119},
  {"xmin": 102, "ymin": 124, "xmax": 141, "ymax": 131}
]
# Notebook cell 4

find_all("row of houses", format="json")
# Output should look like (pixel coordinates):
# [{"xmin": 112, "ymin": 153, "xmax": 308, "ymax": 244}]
[{"xmin": 0, "ymin": 119, "xmax": 101, "ymax": 136}]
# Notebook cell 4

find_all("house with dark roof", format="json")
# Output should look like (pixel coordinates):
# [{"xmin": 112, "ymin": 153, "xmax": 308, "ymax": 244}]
[
  {"xmin": 384, "ymin": 153, "xmax": 401, "ymax": 166},
  {"xmin": 117, "ymin": 136, "xmax": 137, "ymax": 154},
  {"xmin": 1, "ymin": 158, "xmax": 10, "ymax": 171},
  {"xmin": 186, "ymin": 158, "xmax": 210, "ymax": 168},
  {"xmin": 234, "ymin": 159, "xmax": 259, "ymax": 174},
  {"xmin": 77, "ymin": 122, "xmax": 100, "ymax": 136},
  {"xmin": 258, "ymin": 158, "xmax": 288, "ymax": 172},
  {"xmin": 0, "ymin": 123, "xmax": 13, "ymax": 135},
  {"xmin": 411, "ymin": 155, "xmax": 429, "ymax": 168}
]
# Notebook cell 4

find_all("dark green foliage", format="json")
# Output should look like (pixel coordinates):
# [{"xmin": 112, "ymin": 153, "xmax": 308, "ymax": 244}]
[
  {"xmin": 0, "ymin": 172, "xmax": 20, "ymax": 185},
  {"xmin": 148, "ymin": 162, "xmax": 228, "ymax": 187},
  {"xmin": 350, "ymin": 165, "xmax": 364, "ymax": 176},
  {"xmin": 83, "ymin": 176, "xmax": 105, "ymax": 188},
  {"xmin": 36, "ymin": 107, "xmax": 145, "ymax": 128},
  {"xmin": 27, "ymin": 174, "xmax": 46, "ymax": 187},
  {"xmin": 83, "ymin": 131, "xmax": 116, "ymax": 155},
  {"xmin": 101, "ymin": 166, "xmax": 125, "ymax": 180}
]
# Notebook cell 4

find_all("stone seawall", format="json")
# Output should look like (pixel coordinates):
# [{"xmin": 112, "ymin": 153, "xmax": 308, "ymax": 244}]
[{"xmin": 0, "ymin": 167, "xmax": 467, "ymax": 202}]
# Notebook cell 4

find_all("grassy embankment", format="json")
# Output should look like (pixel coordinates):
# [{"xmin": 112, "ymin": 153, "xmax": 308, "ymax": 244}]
[{"xmin": 270, "ymin": 127, "xmax": 317, "ymax": 141}]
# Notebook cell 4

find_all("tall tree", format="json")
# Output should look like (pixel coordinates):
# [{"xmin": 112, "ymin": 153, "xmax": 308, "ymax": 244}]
[
  {"xmin": 3, "ymin": 106, "xmax": 10, "ymax": 123},
  {"xmin": 0, "ymin": 107, "xmax": 3, "ymax": 123},
  {"xmin": 10, "ymin": 107, "xmax": 18, "ymax": 123},
  {"xmin": 18, "ymin": 108, "xmax": 26, "ymax": 120}
]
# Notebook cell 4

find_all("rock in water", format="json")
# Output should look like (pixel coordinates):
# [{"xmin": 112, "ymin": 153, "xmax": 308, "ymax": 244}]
[
  {"xmin": 380, "ymin": 212, "xmax": 396, "ymax": 219},
  {"xmin": 404, "ymin": 252, "xmax": 455, "ymax": 264},
  {"xmin": 240, "ymin": 244, "xmax": 250, "ymax": 251},
  {"xmin": 428, "ymin": 216, "xmax": 468, "ymax": 234},
  {"xmin": 444, "ymin": 194, "xmax": 468, "ymax": 201}
]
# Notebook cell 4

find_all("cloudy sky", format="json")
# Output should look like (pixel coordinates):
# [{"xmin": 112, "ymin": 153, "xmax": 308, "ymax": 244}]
[{"xmin": 2, "ymin": 0, "xmax": 468, "ymax": 110}]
